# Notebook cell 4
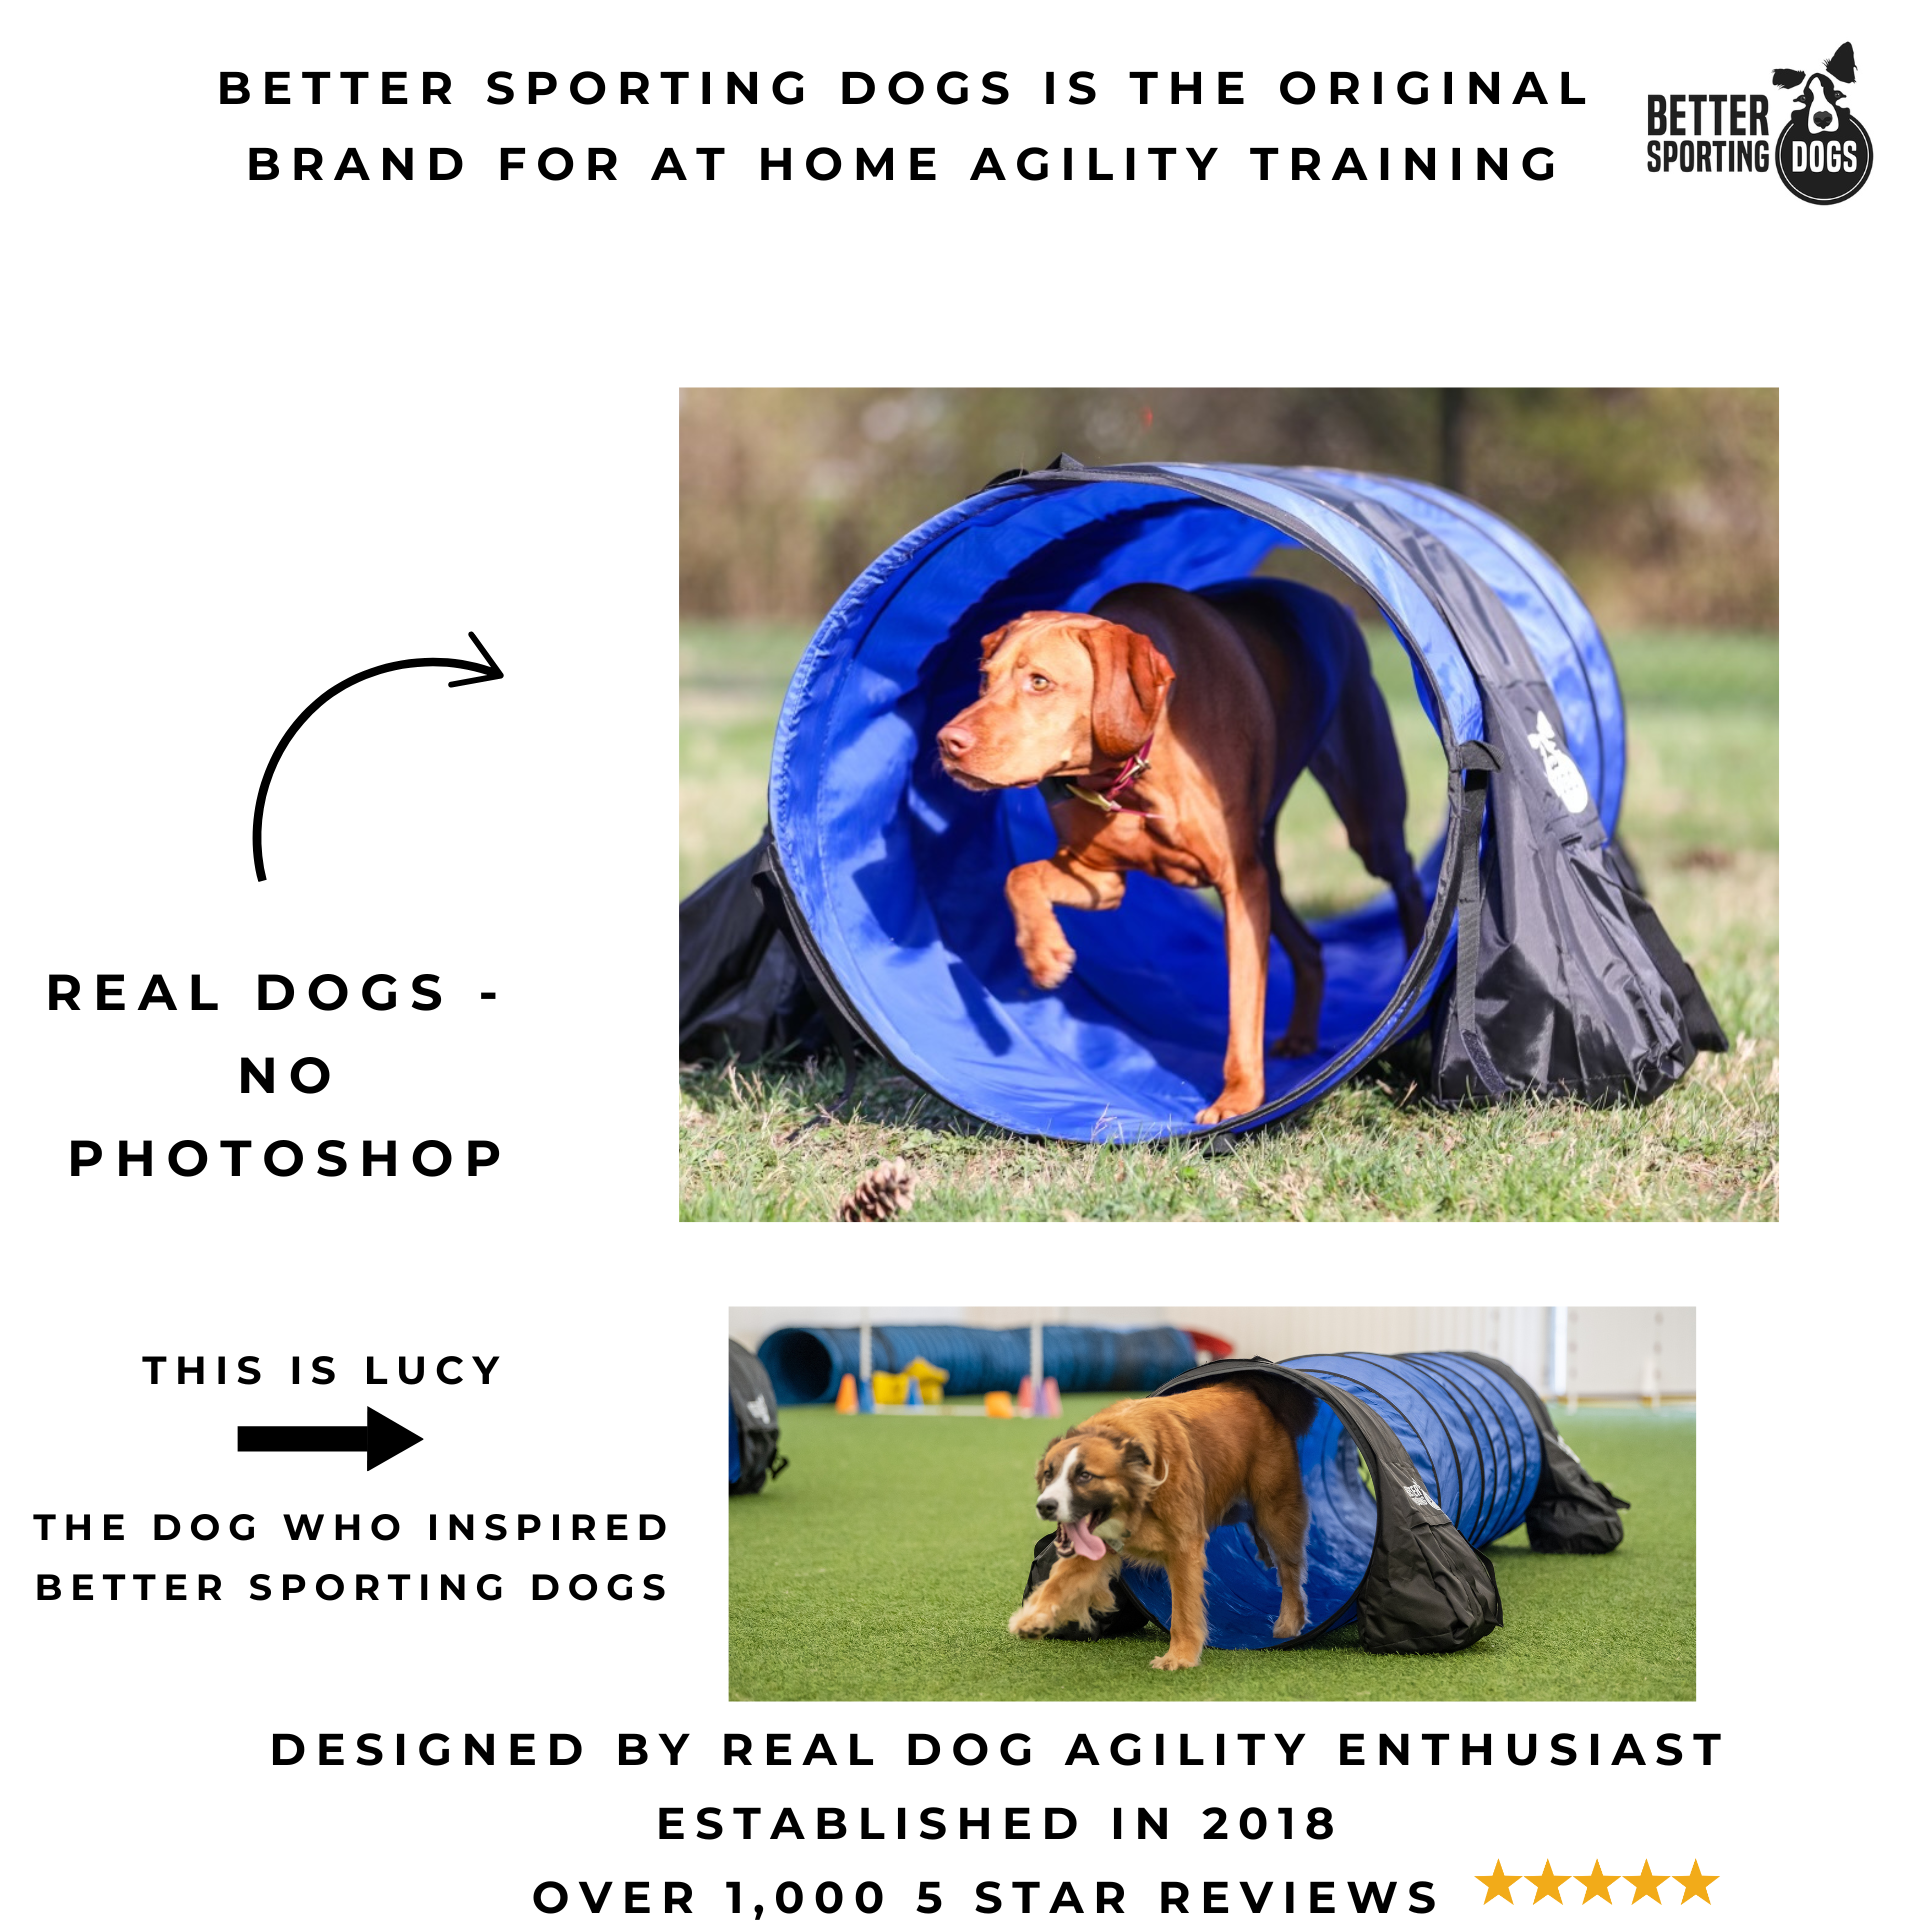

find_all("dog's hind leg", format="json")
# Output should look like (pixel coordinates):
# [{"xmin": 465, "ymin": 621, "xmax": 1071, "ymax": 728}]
[
  {"xmin": 1248, "ymin": 1452, "xmax": 1311, "ymax": 1641},
  {"xmin": 1199, "ymin": 858, "xmax": 1276, "ymax": 1122},
  {"xmin": 1259, "ymin": 841, "xmax": 1325, "ymax": 1059},
  {"xmin": 1307, "ymin": 661, "xmax": 1428, "ymax": 954}
]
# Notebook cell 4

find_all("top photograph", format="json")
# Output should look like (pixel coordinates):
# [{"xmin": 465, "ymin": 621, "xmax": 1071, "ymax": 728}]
[{"xmin": 680, "ymin": 388, "xmax": 1777, "ymax": 1222}]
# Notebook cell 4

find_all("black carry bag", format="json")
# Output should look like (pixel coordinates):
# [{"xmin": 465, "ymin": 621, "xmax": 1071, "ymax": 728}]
[
  {"xmin": 681, "ymin": 831, "xmax": 831, "ymax": 1065},
  {"xmin": 1324, "ymin": 501, "xmax": 1732, "ymax": 1108},
  {"xmin": 1265, "ymin": 1364, "xmax": 1506, "ymax": 1655},
  {"xmin": 680, "ymin": 830, "xmax": 870, "ymax": 1125},
  {"xmin": 1455, "ymin": 1351, "xmax": 1630, "ymax": 1554},
  {"xmin": 729, "ymin": 1340, "xmax": 789, "ymax": 1496}
]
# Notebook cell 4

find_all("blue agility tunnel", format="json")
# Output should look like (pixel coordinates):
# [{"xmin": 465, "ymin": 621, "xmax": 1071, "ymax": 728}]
[
  {"xmin": 741, "ymin": 461, "xmax": 1723, "ymax": 1142},
  {"xmin": 682, "ymin": 460, "xmax": 1725, "ymax": 1140},
  {"xmin": 758, "ymin": 1323, "xmax": 1197, "ymax": 1404},
  {"xmin": 1029, "ymin": 1352, "xmax": 1627, "ymax": 1656}
]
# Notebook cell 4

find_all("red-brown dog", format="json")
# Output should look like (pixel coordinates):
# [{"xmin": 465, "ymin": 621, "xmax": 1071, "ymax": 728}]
[
  {"xmin": 1007, "ymin": 1378, "xmax": 1317, "ymax": 1671},
  {"xmin": 936, "ymin": 582, "xmax": 1423, "ymax": 1123}
]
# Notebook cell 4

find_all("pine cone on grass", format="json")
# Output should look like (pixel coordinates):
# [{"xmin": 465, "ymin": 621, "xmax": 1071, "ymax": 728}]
[{"xmin": 836, "ymin": 1158, "xmax": 916, "ymax": 1222}]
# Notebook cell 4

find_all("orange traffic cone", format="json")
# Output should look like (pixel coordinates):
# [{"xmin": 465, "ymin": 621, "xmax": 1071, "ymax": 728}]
[
  {"xmin": 1040, "ymin": 1377, "xmax": 1062, "ymax": 1418},
  {"xmin": 834, "ymin": 1372, "xmax": 860, "ymax": 1414},
  {"xmin": 1017, "ymin": 1374, "xmax": 1034, "ymax": 1412}
]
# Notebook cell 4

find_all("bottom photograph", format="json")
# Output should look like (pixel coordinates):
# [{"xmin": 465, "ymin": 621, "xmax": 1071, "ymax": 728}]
[{"xmin": 728, "ymin": 1306, "xmax": 1694, "ymax": 1703}]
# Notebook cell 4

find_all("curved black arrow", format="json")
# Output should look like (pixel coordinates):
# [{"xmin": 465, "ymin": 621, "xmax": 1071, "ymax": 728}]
[
  {"xmin": 236, "ymin": 1406, "xmax": 424, "ymax": 1471},
  {"xmin": 251, "ymin": 633, "xmax": 503, "ymax": 881}
]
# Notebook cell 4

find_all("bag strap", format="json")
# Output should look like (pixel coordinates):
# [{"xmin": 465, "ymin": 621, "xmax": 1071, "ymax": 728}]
[
  {"xmin": 980, "ymin": 451, "xmax": 1086, "ymax": 491},
  {"xmin": 1440, "ymin": 742, "xmax": 1507, "ymax": 1101}
]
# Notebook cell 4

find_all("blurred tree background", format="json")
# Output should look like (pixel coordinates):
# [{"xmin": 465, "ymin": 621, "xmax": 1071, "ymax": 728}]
[{"xmin": 680, "ymin": 388, "xmax": 1776, "ymax": 632}]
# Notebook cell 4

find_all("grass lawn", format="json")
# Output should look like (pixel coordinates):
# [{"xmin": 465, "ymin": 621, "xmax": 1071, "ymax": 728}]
[
  {"xmin": 681, "ymin": 622, "xmax": 1777, "ymax": 1220},
  {"xmin": 729, "ymin": 1398, "xmax": 1694, "ymax": 1702}
]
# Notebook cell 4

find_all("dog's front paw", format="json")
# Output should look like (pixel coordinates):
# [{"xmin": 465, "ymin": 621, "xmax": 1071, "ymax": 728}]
[
  {"xmin": 1019, "ymin": 931, "xmax": 1077, "ymax": 990},
  {"xmin": 1196, "ymin": 1081, "xmax": 1261, "ymax": 1125},
  {"xmin": 1273, "ymin": 1604, "xmax": 1308, "ymax": 1641},
  {"xmin": 1149, "ymin": 1649, "xmax": 1201, "ymax": 1672},
  {"xmin": 1008, "ymin": 1599, "xmax": 1055, "ymax": 1639}
]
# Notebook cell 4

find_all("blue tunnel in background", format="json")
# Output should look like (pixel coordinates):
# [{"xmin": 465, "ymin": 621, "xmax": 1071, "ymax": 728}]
[
  {"xmin": 1123, "ymin": 1352, "xmax": 1543, "ymax": 1649},
  {"xmin": 769, "ymin": 464, "xmax": 1627, "ymax": 1142},
  {"xmin": 759, "ymin": 1323, "xmax": 1198, "ymax": 1404}
]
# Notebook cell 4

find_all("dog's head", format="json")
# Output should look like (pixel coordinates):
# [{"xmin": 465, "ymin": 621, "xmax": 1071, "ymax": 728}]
[
  {"xmin": 1774, "ymin": 42, "xmax": 1857, "ymax": 135},
  {"xmin": 1033, "ymin": 1415, "xmax": 1165, "ymax": 1559},
  {"xmin": 936, "ymin": 612, "xmax": 1173, "ymax": 792}
]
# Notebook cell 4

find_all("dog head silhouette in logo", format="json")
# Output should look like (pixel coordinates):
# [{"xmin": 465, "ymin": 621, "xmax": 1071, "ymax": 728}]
[
  {"xmin": 1774, "ymin": 41, "xmax": 1857, "ymax": 138},
  {"xmin": 1772, "ymin": 41, "xmax": 1872, "ymax": 203}
]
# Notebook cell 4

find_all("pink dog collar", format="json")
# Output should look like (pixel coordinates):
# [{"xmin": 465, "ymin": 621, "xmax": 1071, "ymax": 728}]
[{"xmin": 1060, "ymin": 736, "xmax": 1156, "ymax": 817}]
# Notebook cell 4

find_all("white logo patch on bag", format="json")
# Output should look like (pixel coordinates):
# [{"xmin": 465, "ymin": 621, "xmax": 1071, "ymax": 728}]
[
  {"xmin": 747, "ymin": 1395, "xmax": 770, "ymax": 1423},
  {"xmin": 1526, "ymin": 710, "xmax": 1590, "ymax": 814}
]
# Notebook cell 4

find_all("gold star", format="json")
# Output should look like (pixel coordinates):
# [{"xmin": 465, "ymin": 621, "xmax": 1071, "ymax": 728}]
[
  {"xmin": 1528, "ymin": 1862, "xmax": 1571, "ymax": 1904},
  {"xmin": 1672, "ymin": 1863, "xmax": 1716, "ymax": 1904},
  {"xmin": 1624, "ymin": 1862, "xmax": 1666, "ymax": 1904},
  {"xmin": 1478, "ymin": 1862, "xmax": 1522, "ymax": 1903},
  {"xmin": 1576, "ymin": 1862, "xmax": 1619, "ymax": 1904}
]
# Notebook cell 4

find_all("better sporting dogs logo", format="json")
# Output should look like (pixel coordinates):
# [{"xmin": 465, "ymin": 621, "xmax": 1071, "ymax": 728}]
[
  {"xmin": 1773, "ymin": 41, "xmax": 1872, "ymax": 202},
  {"xmin": 1643, "ymin": 40, "xmax": 1871, "ymax": 201},
  {"xmin": 1526, "ymin": 712, "xmax": 1591, "ymax": 815}
]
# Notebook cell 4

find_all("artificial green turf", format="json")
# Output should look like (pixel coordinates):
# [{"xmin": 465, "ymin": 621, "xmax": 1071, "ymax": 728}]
[{"xmin": 729, "ymin": 1397, "xmax": 1694, "ymax": 1702}]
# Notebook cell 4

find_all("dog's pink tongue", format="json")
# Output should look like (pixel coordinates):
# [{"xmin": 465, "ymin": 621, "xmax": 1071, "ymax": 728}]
[{"xmin": 1065, "ymin": 1516, "xmax": 1106, "ymax": 1561}]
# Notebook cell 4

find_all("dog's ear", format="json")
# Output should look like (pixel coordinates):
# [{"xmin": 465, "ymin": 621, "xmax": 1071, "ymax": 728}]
[
  {"xmin": 1826, "ymin": 42, "xmax": 1856, "ymax": 84},
  {"xmin": 1121, "ymin": 1436, "xmax": 1168, "ymax": 1492},
  {"xmin": 1771, "ymin": 67, "xmax": 1806, "ymax": 88},
  {"xmin": 1082, "ymin": 622, "xmax": 1174, "ymax": 762}
]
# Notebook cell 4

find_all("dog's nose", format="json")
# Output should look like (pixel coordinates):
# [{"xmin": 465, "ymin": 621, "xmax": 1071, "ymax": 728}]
[
  {"xmin": 1036, "ymin": 1497, "xmax": 1058, "ymax": 1520},
  {"xmin": 938, "ymin": 722, "xmax": 974, "ymax": 760}
]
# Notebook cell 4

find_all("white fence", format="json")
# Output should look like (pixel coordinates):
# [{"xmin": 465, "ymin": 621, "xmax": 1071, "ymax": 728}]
[{"xmin": 1564, "ymin": 1306, "xmax": 1695, "ymax": 1401}]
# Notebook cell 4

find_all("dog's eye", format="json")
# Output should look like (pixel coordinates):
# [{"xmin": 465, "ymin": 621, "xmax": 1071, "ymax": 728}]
[
  {"xmin": 1074, "ymin": 1468, "xmax": 1093, "ymax": 1483},
  {"xmin": 1027, "ymin": 674, "xmax": 1051, "ymax": 693}
]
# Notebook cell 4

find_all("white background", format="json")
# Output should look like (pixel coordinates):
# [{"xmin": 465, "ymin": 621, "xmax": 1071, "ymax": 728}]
[{"xmin": 3, "ymin": 2, "xmax": 1905, "ymax": 1915}]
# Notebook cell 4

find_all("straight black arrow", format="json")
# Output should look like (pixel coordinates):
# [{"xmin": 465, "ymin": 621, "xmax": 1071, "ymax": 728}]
[
  {"xmin": 236, "ymin": 1407, "xmax": 424, "ymax": 1470},
  {"xmin": 251, "ymin": 632, "xmax": 504, "ymax": 881}
]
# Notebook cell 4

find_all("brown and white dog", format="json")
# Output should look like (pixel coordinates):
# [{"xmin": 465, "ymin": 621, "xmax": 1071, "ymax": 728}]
[
  {"xmin": 936, "ymin": 582, "xmax": 1424, "ymax": 1123},
  {"xmin": 1007, "ymin": 1378, "xmax": 1317, "ymax": 1671}
]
